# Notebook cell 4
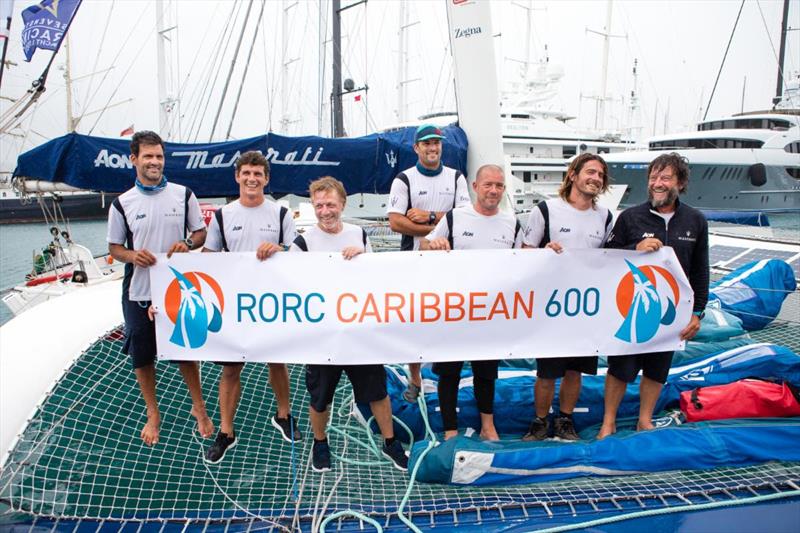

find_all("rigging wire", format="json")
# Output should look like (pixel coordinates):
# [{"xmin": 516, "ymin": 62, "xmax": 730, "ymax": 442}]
[
  {"xmin": 189, "ymin": 0, "xmax": 243, "ymax": 142},
  {"xmin": 225, "ymin": 0, "xmax": 267, "ymax": 140},
  {"xmin": 703, "ymin": 0, "xmax": 746, "ymax": 121},
  {"xmin": 209, "ymin": 0, "xmax": 256, "ymax": 141},
  {"xmin": 181, "ymin": 4, "xmax": 235, "ymax": 141},
  {"xmin": 76, "ymin": 0, "xmax": 151, "ymax": 131},
  {"xmin": 79, "ymin": 0, "xmax": 116, "ymax": 123}
]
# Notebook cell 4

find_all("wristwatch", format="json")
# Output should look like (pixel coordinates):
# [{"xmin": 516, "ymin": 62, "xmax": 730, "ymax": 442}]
[
  {"xmin": 183, "ymin": 237, "xmax": 194, "ymax": 249},
  {"xmin": 428, "ymin": 211, "xmax": 436, "ymax": 225},
  {"xmin": 692, "ymin": 310, "xmax": 705, "ymax": 320}
]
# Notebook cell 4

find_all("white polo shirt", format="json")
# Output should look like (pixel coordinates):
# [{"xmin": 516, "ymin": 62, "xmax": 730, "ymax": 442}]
[
  {"xmin": 204, "ymin": 199, "xmax": 297, "ymax": 252},
  {"xmin": 426, "ymin": 204, "xmax": 523, "ymax": 250}
]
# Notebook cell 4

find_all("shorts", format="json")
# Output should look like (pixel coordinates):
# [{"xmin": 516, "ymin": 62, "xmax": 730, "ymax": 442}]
[
  {"xmin": 433, "ymin": 360, "xmax": 499, "ymax": 380},
  {"xmin": 607, "ymin": 351, "xmax": 674, "ymax": 384},
  {"xmin": 536, "ymin": 356, "xmax": 599, "ymax": 380},
  {"xmin": 121, "ymin": 297, "xmax": 157, "ymax": 369},
  {"xmin": 306, "ymin": 364, "xmax": 388, "ymax": 413}
]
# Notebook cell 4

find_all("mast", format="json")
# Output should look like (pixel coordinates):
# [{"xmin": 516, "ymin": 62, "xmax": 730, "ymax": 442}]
[
  {"xmin": 773, "ymin": 0, "xmax": 789, "ymax": 106},
  {"xmin": 156, "ymin": 0, "xmax": 179, "ymax": 140},
  {"xmin": 64, "ymin": 36, "xmax": 75, "ymax": 132},
  {"xmin": 397, "ymin": 2, "xmax": 408, "ymax": 123},
  {"xmin": 331, "ymin": 0, "xmax": 344, "ymax": 137},
  {"xmin": 280, "ymin": 1, "xmax": 298, "ymax": 133},
  {"xmin": 445, "ymin": 0, "xmax": 507, "ymax": 209}
]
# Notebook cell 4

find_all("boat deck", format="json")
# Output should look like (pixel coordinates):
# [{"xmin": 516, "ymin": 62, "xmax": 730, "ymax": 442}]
[{"xmin": 1, "ymin": 322, "xmax": 799, "ymax": 531}]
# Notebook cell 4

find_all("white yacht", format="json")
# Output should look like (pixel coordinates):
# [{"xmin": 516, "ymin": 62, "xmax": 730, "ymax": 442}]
[{"xmin": 604, "ymin": 80, "xmax": 800, "ymax": 213}]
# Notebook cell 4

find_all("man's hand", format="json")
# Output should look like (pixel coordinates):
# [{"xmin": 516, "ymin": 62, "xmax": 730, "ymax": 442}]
[
  {"xmin": 166, "ymin": 241, "xmax": 190, "ymax": 258},
  {"xmin": 680, "ymin": 314, "xmax": 701, "ymax": 341},
  {"xmin": 342, "ymin": 246, "xmax": 364, "ymax": 260},
  {"xmin": 256, "ymin": 242, "xmax": 283, "ymax": 261},
  {"xmin": 545, "ymin": 241, "xmax": 563, "ymax": 254},
  {"xmin": 406, "ymin": 208, "xmax": 432, "ymax": 224},
  {"xmin": 147, "ymin": 305, "xmax": 158, "ymax": 322},
  {"xmin": 636, "ymin": 238, "xmax": 663, "ymax": 252},
  {"xmin": 426, "ymin": 238, "xmax": 451, "ymax": 251},
  {"xmin": 132, "ymin": 249, "xmax": 158, "ymax": 267}
]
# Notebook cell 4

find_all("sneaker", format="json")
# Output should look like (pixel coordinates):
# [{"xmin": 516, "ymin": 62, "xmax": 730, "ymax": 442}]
[
  {"xmin": 204, "ymin": 432, "xmax": 237, "ymax": 464},
  {"xmin": 402, "ymin": 383, "xmax": 421, "ymax": 403},
  {"xmin": 271, "ymin": 414, "xmax": 302, "ymax": 443},
  {"xmin": 522, "ymin": 417, "xmax": 549, "ymax": 441},
  {"xmin": 312, "ymin": 440, "xmax": 332, "ymax": 472},
  {"xmin": 381, "ymin": 440, "xmax": 409, "ymax": 472},
  {"xmin": 553, "ymin": 416, "xmax": 580, "ymax": 441}
]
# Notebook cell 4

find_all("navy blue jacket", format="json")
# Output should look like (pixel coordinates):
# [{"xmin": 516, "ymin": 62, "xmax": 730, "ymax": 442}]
[{"xmin": 606, "ymin": 199, "xmax": 709, "ymax": 313}]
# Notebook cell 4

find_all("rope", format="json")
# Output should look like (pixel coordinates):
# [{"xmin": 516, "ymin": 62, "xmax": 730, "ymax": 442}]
[{"xmin": 703, "ymin": 0, "xmax": 745, "ymax": 120}]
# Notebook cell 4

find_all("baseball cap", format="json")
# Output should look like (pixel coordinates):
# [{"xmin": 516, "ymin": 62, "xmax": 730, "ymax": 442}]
[{"xmin": 414, "ymin": 124, "xmax": 445, "ymax": 143}]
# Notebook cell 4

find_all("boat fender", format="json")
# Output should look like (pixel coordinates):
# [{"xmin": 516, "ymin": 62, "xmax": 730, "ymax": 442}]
[{"xmin": 749, "ymin": 163, "xmax": 766, "ymax": 187}]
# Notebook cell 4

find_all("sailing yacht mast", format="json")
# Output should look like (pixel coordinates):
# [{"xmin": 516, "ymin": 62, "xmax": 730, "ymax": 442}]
[{"xmin": 156, "ymin": 0, "xmax": 179, "ymax": 140}]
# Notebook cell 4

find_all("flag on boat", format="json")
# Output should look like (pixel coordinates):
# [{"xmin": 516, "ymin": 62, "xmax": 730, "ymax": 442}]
[
  {"xmin": 120, "ymin": 125, "xmax": 134, "ymax": 137},
  {"xmin": 0, "ymin": 0, "xmax": 13, "ymax": 41},
  {"xmin": 20, "ymin": 0, "xmax": 80, "ymax": 61}
]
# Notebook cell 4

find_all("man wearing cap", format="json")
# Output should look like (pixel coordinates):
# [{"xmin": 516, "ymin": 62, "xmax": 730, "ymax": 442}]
[
  {"xmin": 387, "ymin": 124, "xmax": 471, "ymax": 402},
  {"xmin": 597, "ymin": 152, "xmax": 708, "ymax": 439}
]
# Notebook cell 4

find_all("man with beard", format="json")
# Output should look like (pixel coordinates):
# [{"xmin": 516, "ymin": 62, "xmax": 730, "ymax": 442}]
[
  {"xmin": 521, "ymin": 153, "xmax": 613, "ymax": 442},
  {"xmin": 107, "ymin": 130, "xmax": 212, "ymax": 446},
  {"xmin": 597, "ymin": 152, "xmax": 708, "ymax": 439},
  {"xmin": 387, "ymin": 124, "xmax": 471, "ymax": 403},
  {"xmin": 202, "ymin": 151, "xmax": 301, "ymax": 464},
  {"xmin": 291, "ymin": 176, "xmax": 409, "ymax": 473},
  {"xmin": 422, "ymin": 164, "xmax": 523, "ymax": 441}
]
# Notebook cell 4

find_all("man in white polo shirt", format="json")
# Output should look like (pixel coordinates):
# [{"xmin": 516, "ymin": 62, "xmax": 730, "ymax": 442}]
[
  {"xmin": 107, "ymin": 130, "xmax": 211, "ymax": 447},
  {"xmin": 387, "ymin": 124, "xmax": 471, "ymax": 402},
  {"xmin": 201, "ymin": 150, "xmax": 301, "ymax": 464},
  {"xmin": 422, "ymin": 164, "xmax": 523, "ymax": 441},
  {"xmin": 521, "ymin": 153, "xmax": 613, "ymax": 442},
  {"xmin": 291, "ymin": 176, "xmax": 408, "ymax": 473}
]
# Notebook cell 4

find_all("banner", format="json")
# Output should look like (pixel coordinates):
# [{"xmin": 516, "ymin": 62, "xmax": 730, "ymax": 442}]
[
  {"xmin": 20, "ymin": 0, "xmax": 80, "ymax": 61},
  {"xmin": 150, "ymin": 248, "xmax": 693, "ymax": 364}
]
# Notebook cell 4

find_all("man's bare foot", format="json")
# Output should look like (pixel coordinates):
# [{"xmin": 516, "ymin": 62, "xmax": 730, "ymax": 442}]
[
  {"xmin": 191, "ymin": 405, "xmax": 215, "ymax": 438},
  {"xmin": 636, "ymin": 420, "xmax": 654, "ymax": 431},
  {"xmin": 596, "ymin": 423, "xmax": 616, "ymax": 440},
  {"xmin": 141, "ymin": 411, "xmax": 160, "ymax": 446},
  {"xmin": 480, "ymin": 428, "xmax": 500, "ymax": 441},
  {"xmin": 444, "ymin": 430, "xmax": 458, "ymax": 441}
]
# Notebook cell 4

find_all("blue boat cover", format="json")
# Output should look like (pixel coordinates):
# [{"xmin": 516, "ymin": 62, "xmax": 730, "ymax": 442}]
[
  {"xmin": 701, "ymin": 210, "xmax": 770, "ymax": 227},
  {"xmin": 709, "ymin": 259, "xmax": 797, "ymax": 331},
  {"xmin": 409, "ymin": 417, "xmax": 800, "ymax": 485},
  {"xmin": 12, "ymin": 127, "xmax": 469, "ymax": 198},
  {"xmin": 372, "ymin": 343, "xmax": 800, "ymax": 442}
]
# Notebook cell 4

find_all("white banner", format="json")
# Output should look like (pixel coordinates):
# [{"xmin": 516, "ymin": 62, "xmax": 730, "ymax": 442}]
[{"xmin": 150, "ymin": 248, "xmax": 693, "ymax": 364}]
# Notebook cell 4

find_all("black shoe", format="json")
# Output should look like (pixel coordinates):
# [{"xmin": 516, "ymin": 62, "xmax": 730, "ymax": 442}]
[
  {"xmin": 381, "ymin": 440, "xmax": 409, "ymax": 472},
  {"xmin": 204, "ymin": 432, "xmax": 237, "ymax": 464},
  {"xmin": 312, "ymin": 440, "xmax": 332, "ymax": 472},
  {"xmin": 522, "ymin": 417, "xmax": 549, "ymax": 441},
  {"xmin": 271, "ymin": 414, "xmax": 302, "ymax": 443},
  {"xmin": 553, "ymin": 416, "xmax": 580, "ymax": 441}
]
